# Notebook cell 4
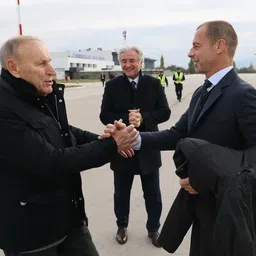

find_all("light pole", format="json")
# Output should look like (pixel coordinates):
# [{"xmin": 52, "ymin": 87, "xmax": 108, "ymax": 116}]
[
  {"xmin": 122, "ymin": 30, "xmax": 126, "ymax": 45},
  {"xmin": 17, "ymin": 0, "xmax": 23, "ymax": 35}
]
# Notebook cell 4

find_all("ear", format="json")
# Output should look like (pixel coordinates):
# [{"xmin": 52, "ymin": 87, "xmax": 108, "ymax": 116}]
[
  {"xmin": 6, "ymin": 59, "xmax": 21, "ymax": 78},
  {"xmin": 215, "ymin": 39, "xmax": 227, "ymax": 54}
]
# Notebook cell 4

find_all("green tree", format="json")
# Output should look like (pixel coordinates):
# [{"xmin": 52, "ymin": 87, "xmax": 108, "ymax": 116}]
[
  {"xmin": 233, "ymin": 61, "xmax": 237, "ymax": 71},
  {"xmin": 160, "ymin": 55, "xmax": 165, "ymax": 70},
  {"xmin": 166, "ymin": 65, "xmax": 178, "ymax": 71},
  {"xmin": 188, "ymin": 59, "xmax": 195, "ymax": 74},
  {"xmin": 249, "ymin": 61, "xmax": 255, "ymax": 71}
]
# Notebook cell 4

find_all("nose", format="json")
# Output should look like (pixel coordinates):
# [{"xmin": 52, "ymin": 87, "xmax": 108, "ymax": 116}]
[
  {"xmin": 47, "ymin": 63, "xmax": 56, "ymax": 76},
  {"xmin": 125, "ymin": 62, "xmax": 132, "ymax": 68},
  {"xmin": 188, "ymin": 48, "xmax": 194, "ymax": 58}
]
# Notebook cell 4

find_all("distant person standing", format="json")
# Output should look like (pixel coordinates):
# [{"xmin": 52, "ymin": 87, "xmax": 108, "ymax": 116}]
[
  {"xmin": 109, "ymin": 72, "xmax": 115, "ymax": 80},
  {"xmin": 173, "ymin": 67, "xmax": 185, "ymax": 102},
  {"xmin": 100, "ymin": 73, "xmax": 106, "ymax": 87},
  {"xmin": 157, "ymin": 70, "xmax": 168, "ymax": 90}
]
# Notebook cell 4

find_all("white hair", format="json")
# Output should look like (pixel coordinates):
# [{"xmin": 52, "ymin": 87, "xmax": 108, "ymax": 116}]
[
  {"xmin": 118, "ymin": 45, "xmax": 144, "ymax": 68},
  {"xmin": 0, "ymin": 35, "xmax": 42, "ymax": 68}
]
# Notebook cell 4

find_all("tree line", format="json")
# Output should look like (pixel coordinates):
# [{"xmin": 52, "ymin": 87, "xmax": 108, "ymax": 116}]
[{"xmin": 158, "ymin": 55, "xmax": 256, "ymax": 74}]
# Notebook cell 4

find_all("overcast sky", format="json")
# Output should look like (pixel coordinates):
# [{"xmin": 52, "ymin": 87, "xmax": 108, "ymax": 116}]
[{"xmin": 1, "ymin": 0, "xmax": 256, "ymax": 68}]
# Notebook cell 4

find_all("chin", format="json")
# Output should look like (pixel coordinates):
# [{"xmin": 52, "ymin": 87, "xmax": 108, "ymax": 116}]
[
  {"xmin": 195, "ymin": 67, "xmax": 201, "ymax": 73},
  {"xmin": 127, "ymin": 73, "xmax": 136, "ymax": 79},
  {"xmin": 43, "ymin": 88, "xmax": 53, "ymax": 96}
]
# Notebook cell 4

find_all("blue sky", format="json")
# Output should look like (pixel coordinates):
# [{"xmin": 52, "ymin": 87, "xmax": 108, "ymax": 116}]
[{"xmin": 0, "ymin": 0, "xmax": 256, "ymax": 68}]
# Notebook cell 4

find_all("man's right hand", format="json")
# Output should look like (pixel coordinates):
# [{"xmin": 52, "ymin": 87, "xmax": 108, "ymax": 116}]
[
  {"xmin": 111, "ymin": 120, "xmax": 139, "ymax": 153},
  {"xmin": 98, "ymin": 120, "xmax": 139, "ymax": 155}
]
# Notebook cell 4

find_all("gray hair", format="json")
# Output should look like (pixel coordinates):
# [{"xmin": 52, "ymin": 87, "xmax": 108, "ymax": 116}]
[
  {"xmin": 0, "ymin": 35, "xmax": 42, "ymax": 68},
  {"xmin": 118, "ymin": 45, "xmax": 144, "ymax": 67}
]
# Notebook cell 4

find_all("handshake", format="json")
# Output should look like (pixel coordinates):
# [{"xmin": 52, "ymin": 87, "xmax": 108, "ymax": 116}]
[{"xmin": 98, "ymin": 119, "xmax": 139, "ymax": 158}]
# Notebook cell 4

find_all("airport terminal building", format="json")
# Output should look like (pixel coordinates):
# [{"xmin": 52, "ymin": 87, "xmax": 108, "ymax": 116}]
[{"xmin": 50, "ymin": 49, "xmax": 157, "ymax": 80}]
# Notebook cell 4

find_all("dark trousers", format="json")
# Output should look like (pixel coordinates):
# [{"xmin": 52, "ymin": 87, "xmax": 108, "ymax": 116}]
[
  {"xmin": 101, "ymin": 80, "xmax": 105, "ymax": 87},
  {"xmin": 175, "ymin": 84, "xmax": 183, "ymax": 100},
  {"xmin": 114, "ymin": 168, "xmax": 162, "ymax": 232},
  {"xmin": 4, "ymin": 224, "xmax": 99, "ymax": 256}
]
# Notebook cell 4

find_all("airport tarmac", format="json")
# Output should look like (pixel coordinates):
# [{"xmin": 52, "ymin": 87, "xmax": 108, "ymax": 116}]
[{"xmin": 1, "ymin": 73, "xmax": 255, "ymax": 256}]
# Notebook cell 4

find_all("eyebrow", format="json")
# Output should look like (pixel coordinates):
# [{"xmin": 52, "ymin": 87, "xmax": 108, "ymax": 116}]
[
  {"xmin": 35, "ymin": 57, "xmax": 51, "ymax": 64},
  {"xmin": 121, "ymin": 58, "xmax": 137, "ymax": 61}
]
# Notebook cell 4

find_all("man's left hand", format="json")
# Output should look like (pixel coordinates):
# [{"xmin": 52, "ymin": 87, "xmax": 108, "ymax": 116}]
[
  {"xmin": 179, "ymin": 177, "xmax": 198, "ymax": 195},
  {"xmin": 129, "ymin": 109, "xmax": 142, "ymax": 128}
]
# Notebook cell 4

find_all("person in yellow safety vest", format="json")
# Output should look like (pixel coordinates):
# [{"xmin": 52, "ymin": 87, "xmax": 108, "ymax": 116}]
[
  {"xmin": 173, "ymin": 67, "xmax": 185, "ymax": 102},
  {"xmin": 157, "ymin": 70, "xmax": 168, "ymax": 91}
]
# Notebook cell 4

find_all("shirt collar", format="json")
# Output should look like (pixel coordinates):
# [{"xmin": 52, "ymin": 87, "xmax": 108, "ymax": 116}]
[
  {"xmin": 128, "ymin": 75, "xmax": 139, "ymax": 84},
  {"xmin": 208, "ymin": 66, "xmax": 233, "ymax": 88}
]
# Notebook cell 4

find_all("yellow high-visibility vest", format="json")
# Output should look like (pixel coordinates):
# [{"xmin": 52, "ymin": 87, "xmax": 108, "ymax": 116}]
[
  {"xmin": 174, "ymin": 72, "xmax": 184, "ymax": 84},
  {"xmin": 158, "ymin": 75, "xmax": 167, "ymax": 87}
]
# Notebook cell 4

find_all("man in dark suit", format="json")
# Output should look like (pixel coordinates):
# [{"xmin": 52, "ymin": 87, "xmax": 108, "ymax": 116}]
[
  {"xmin": 99, "ymin": 46, "xmax": 171, "ymax": 247},
  {"xmin": 100, "ymin": 73, "xmax": 106, "ymax": 87},
  {"xmin": 102, "ymin": 21, "xmax": 256, "ymax": 255},
  {"xmin": 139, "ymin": 20, "xmax": 256, "ymax": 256}
]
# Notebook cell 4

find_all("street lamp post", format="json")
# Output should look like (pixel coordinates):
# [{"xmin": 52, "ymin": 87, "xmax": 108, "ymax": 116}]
[
  {"xmin": 122, "ymin": 30, "xmax": 127, "ymax": 45},
  {"xmin": 17, "ymin": 0, "xmax": 23, "ymax": 35}
]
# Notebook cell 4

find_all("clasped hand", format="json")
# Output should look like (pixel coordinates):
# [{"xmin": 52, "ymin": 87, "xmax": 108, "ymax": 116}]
[
  {"xmin": 128, "ymin": 109, "xmax": 142, "ymax": 128},
  {"xmin": 98, "ymin": 120, "xmax": 139, "ymax": 158}
]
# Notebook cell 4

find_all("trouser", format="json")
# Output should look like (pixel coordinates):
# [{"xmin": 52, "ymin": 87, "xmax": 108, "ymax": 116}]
[
  {"xmin": 101, "ymin": 80, "xmax": 105, "ymax": 86},
  {"xmin": 114, "ymin": 168, "xmax": 162, "ymax": 232},
  {"xmin": 175, "ymin": 84, "xmax": 183, "ymax": 100},
  {"xmin": 4, "ymin": 224, "xmax": 99, "ymax": 256}
]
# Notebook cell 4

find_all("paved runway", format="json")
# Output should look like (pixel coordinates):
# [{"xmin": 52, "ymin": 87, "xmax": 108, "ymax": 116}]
[{"xmin": 1, "ymin": 74, "xmax": 255, "ymax": 256}]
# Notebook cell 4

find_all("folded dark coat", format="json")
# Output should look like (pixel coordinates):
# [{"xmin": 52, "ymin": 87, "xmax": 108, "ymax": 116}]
[{"xmin": 158, "ymin": 138, "xmax": 256, "ymax": 256}]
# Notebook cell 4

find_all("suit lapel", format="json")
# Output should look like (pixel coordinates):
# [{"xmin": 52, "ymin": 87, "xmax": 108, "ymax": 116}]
[
  {"xmin": 194, "ymin": 86, "xmax": 222, "ymax": 127},
  {"xmin": 136, "ymin": 72, "xmax": 145, "ymax": 89},
  {"xmin": 188, "ymin": 95, "xmax": 201, "ymax": 132},
  {"xmin": 191, "ymin": 69, "xmax": 237, "ymax": 130}
]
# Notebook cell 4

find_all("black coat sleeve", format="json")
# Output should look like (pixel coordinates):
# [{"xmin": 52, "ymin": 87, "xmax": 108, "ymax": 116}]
[
  {"xmin": 236, "ymin": 85, "xmax": 256, "ymax": 147},
  {"xmin": 141, "ymin": 109, "xmax": 188, "ymax": 150},
  {"xmin": 70, "ymin": 125, "xmax": 99, "ymax": 145},
  {"xmin": 165, "ymin": 77, "xmax": 168, "ymax": 86},
  {"xmin": 0, "ymin": 110, "xmax": 117, "ymax": 179}
]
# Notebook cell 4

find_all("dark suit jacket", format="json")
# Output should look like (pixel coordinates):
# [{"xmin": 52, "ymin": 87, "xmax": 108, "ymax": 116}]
[
  {"xmin": 140, "ymin": 69, "xmax": 256, "ymax": 255},
  {"xmin": 100, "ymin": 73, "xmax": 171, "ymax": 174},
  {"xmin": 100, "ymin": 74, "xmax": 105, "ymax": 81}
]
